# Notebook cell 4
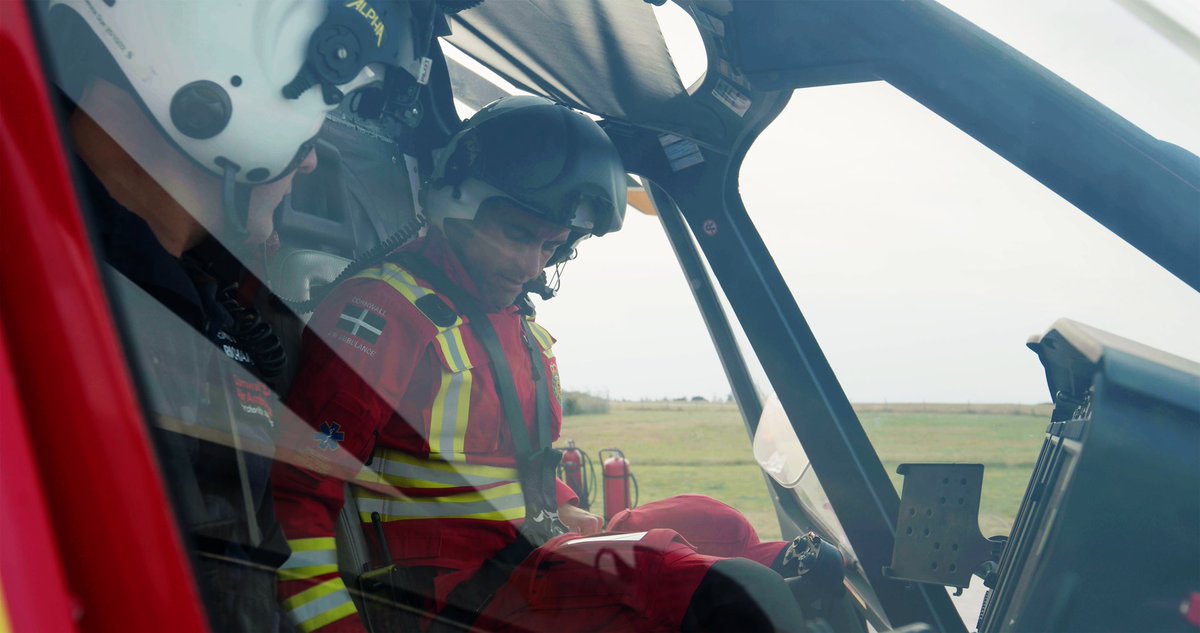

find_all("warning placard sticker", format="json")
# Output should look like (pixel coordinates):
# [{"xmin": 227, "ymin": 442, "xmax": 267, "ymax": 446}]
[
  {"xmin": 713, "ymin": 78, "xmax": 751, "ymax": 117},
  {"xmin": 659, "ymin": 133, "xmax": 705, "ymax": 172}
]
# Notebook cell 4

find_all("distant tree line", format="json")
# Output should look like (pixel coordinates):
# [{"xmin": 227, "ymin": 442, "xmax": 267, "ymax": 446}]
[
  {"xmin": 562, "ymin": 393, "xmax": 1050, "ymax": 417},
  {"xmin": 562, "ymin": 391, "xmax": 610, "ymax": 415}
]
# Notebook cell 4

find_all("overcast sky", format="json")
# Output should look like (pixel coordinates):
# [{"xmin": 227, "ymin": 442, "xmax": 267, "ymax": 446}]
[{"xmin": 471, "ymin": 1, "xmax": 1200, "ymax": 404}]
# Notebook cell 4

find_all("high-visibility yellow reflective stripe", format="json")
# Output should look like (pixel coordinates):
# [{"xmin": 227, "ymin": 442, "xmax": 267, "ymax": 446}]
[
  {"xmin": 352, "ymin": 263, "xmax": 424, "ymax": 305},
  {"xmin": 283, "ymin": 577, "xmax": 357, "ymax": 633},
  {"xmin": 430, "ymin": 327, "xmax": 471, "ymax": 459},
  {"xmin": 298, "ymin": 601, "xmax": 358, "ymax": 633},
  {"xmin": 435, "ymin": 327, "xmax": 472, "ymax": 372},
  {"xmin": 279, "ymin": 545, "xmax": 340, "ymax": 581},
  {"xmin": 361, "ymin": 450, "xmax": 517, "ymax": 480},
  {"xmin": 357, "ymin": 451, "xmax": 518, "ymax": 489},
  {"xmin": 375, "ymin": 450, "xmax": 519, "ymax": 478},
  {"xmin": 526, "ymin": 319, "xmax": 555, "ymax": 356},
  {"xmin": 354, "ymin": 263, "xmax": 474, "ymax": 458},
  {"xmin": 429, "ymin": 362, "xmax": 472, "ymax": 458},
  {"xmin": 353, "ymin": 482, "xmax": 525, "ymax": 522},
  {"xmin": 354, "ymin": 481, "xmax": 522, "ymax": 504},
  {"xmin": 288, "ymin": 537, "xmax": 337, "ymax": 552},
  {"xmin": 354, "ymin": 263, "xmax": 464, "ymax": 332}
]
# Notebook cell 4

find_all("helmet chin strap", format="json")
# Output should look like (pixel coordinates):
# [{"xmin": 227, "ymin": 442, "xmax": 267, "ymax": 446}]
[
  {"xmin": 218, "ymin": 159, "xmax": 251, "ymax": 245},
  {"xmin": 521, "ymin": 257, "xmax": 568, "ymax": 304},
  {"xmin": 545, "ymin": 258, "xmax": 570, "ymax": 296}
]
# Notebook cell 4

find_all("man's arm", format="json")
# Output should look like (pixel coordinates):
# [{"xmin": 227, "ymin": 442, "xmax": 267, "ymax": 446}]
[
  {"xmin": 271, "ymin": 341, "xmax": 387, "ymax": 632},
  {"xmin": 272, "ymin": 278, "xmax": 425, "ymax": 633},
  {"xmin": 559, "ymin": 499, "xmax": 604, "ymax": 535}
]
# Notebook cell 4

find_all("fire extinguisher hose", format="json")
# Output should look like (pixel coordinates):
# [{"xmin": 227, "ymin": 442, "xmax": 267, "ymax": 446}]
[{"xmin": 581, "ymin": 449, "xmax": 598, "ymax": 508}]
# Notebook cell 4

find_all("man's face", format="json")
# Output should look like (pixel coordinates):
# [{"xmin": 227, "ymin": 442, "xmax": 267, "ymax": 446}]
[
  {"xmin": 243, "ymin": 148, "xmax": 317, "ymax": 245},
  {"xmin": 446, "ymin": 198, "xmax": 571, "ymax": 311}
]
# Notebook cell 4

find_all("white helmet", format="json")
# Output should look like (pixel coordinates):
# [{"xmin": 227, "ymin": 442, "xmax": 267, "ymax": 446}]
[{"xmin": 45, "ymin": 0, "xmax": 413, "ymax": 186}]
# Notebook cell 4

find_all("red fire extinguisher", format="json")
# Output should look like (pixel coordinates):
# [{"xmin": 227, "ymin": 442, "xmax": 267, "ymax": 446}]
[
  {"xmin": 599, "ymin": 448, "xmax": 638, "ymax": 524},
  {"xmin": 558, "ymin": 440, "xmax": 595, "ymax": 511}
]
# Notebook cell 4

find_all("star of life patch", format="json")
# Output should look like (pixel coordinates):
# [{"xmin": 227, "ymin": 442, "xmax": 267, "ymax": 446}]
[
  {"xmin": 315, "ymin": 421, "xmax": 345, "ymax": 452},
  {"xmin": 337, "ymin": 303, "xmax": 386, "ymax": 344}
]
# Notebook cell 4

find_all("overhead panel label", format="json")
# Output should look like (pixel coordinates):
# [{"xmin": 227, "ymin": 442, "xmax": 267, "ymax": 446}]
[
  {"xmin": 659, "ymin": 133, "xmax": 705, "ymax": 172},
  {"xmin": 712, "ymin": 78, "xmax": 751, "ymax": 117}
]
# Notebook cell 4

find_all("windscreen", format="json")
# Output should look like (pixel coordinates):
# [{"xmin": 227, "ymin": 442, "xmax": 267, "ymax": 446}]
[
  {"xmin": 753, "ymin": 396, "xmax": 850, "ymax": 547},
  {"xmin": 738, "ymin": 1, "xmax": 1198, "ymax": 624}
]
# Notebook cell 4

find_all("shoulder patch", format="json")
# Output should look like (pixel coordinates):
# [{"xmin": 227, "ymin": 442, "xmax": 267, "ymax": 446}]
[
  {"xmin": 416, "ymin": 294, "xmax": 459, "ymax": 328},
  {"xmin": 337, "ymin": 302, "xmax": 386, "ymax": 344}
]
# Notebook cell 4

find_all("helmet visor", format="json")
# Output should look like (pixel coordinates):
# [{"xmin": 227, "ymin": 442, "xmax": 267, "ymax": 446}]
[
  {"xmin": 462, "ymin": 105, "xmax": 623, "ymax": 236},
  {"xmin": 481, "ymin": 191, "xmax": 601, "ymax": 235}
]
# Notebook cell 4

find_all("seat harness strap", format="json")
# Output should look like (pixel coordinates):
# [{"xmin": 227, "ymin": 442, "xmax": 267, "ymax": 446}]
[
  {"xmin": 394, "ymin": 254, "xmax": 566, "ymax": 543},
  {"xmin": 394, "ymin": 255, "xmax": 566, "ymax": 629}
]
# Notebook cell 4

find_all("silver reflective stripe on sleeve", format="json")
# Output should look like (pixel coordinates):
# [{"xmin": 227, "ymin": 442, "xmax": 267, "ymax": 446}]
[
  {"xmin": 430, "ymin": 361, "xmax": 471, "ymax": 457},
  {"xmin": 354, "ymin": 485, "xmax": 526, "ymax": 522},
  {"xmin": 281, "ymin": 548, "xmax": 339, "ymax": 570},
  {"xmin": 363, "ymin": 452, "xmax": 518, "ymax": 489},
  {"xmin": 437, "ymin": 328, "xmax": 472, "ymax": 371},
  {"xmin": 283, "ymin": 577, "xmax": 358, "ymax": 633},
  {"xmin": 278, "ymin": 547, "xmax": 340, "ymax": 581},
  {"xmin": 279, "ymin": 537, "xmax": 339, "ymax": 582}
]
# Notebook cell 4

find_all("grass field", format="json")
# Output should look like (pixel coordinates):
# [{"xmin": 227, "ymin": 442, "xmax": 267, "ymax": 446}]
[{"xmin": 554, "ymin": 401, "xmax": 1048, "ymax": 540}]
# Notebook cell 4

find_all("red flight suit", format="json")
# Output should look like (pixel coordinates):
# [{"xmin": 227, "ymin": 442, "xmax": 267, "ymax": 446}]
[{"xmin": 271, "ymin": 230, "xmax": 786, "ymax": 632}]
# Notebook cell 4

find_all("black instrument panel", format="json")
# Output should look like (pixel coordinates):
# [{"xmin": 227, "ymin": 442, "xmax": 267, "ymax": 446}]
[{"xmin": 978, "ymin": 319, "xmax": 1200, "ymax": 632}]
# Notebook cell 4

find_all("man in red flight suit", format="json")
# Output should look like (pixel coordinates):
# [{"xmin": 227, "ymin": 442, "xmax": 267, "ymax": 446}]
[{"xmin": 272, "ymin": 96, "xmax": 805, "ymax": 632}]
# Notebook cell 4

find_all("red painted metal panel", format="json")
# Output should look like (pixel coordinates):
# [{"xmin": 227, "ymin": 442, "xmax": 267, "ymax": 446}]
[
  {"xmin": 0, "ymin": 312, "xmax": 79, "ymax": 633},
  {"xmin": 0, "ymin": 2, "xmax": 209, "ymax": 631}
]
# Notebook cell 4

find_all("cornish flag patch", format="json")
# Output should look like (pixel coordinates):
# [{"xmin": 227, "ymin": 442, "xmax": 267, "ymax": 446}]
[{"xmin": 337, "ymin": 304, "xmax": 386, "ymax": 344}]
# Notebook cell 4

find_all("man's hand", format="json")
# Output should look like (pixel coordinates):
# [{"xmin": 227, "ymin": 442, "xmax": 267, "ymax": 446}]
[{"xmin": 559, "ymin": 503, "xmax": 604, "ymax": 535}]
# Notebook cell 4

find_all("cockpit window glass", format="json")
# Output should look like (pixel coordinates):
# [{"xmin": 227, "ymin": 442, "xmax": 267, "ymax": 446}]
[
  {"xmin": 539, "ymin": 207, "xmax": 784, "ymax": 541},
  {"xmin": 740, "ymin": 7, "xmax": 1199, "ymax": 546}
]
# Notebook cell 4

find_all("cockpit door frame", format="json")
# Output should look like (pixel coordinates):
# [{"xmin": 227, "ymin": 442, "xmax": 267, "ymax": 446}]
[{"xmin": 636, "ymin": 86, "xmax": 967, "ymax": 630}]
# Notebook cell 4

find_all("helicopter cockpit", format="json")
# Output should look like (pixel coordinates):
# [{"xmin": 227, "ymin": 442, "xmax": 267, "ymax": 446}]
[{"xmin": 17, "ymin": 1, "xmax": 1198, "ymax": 631}]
